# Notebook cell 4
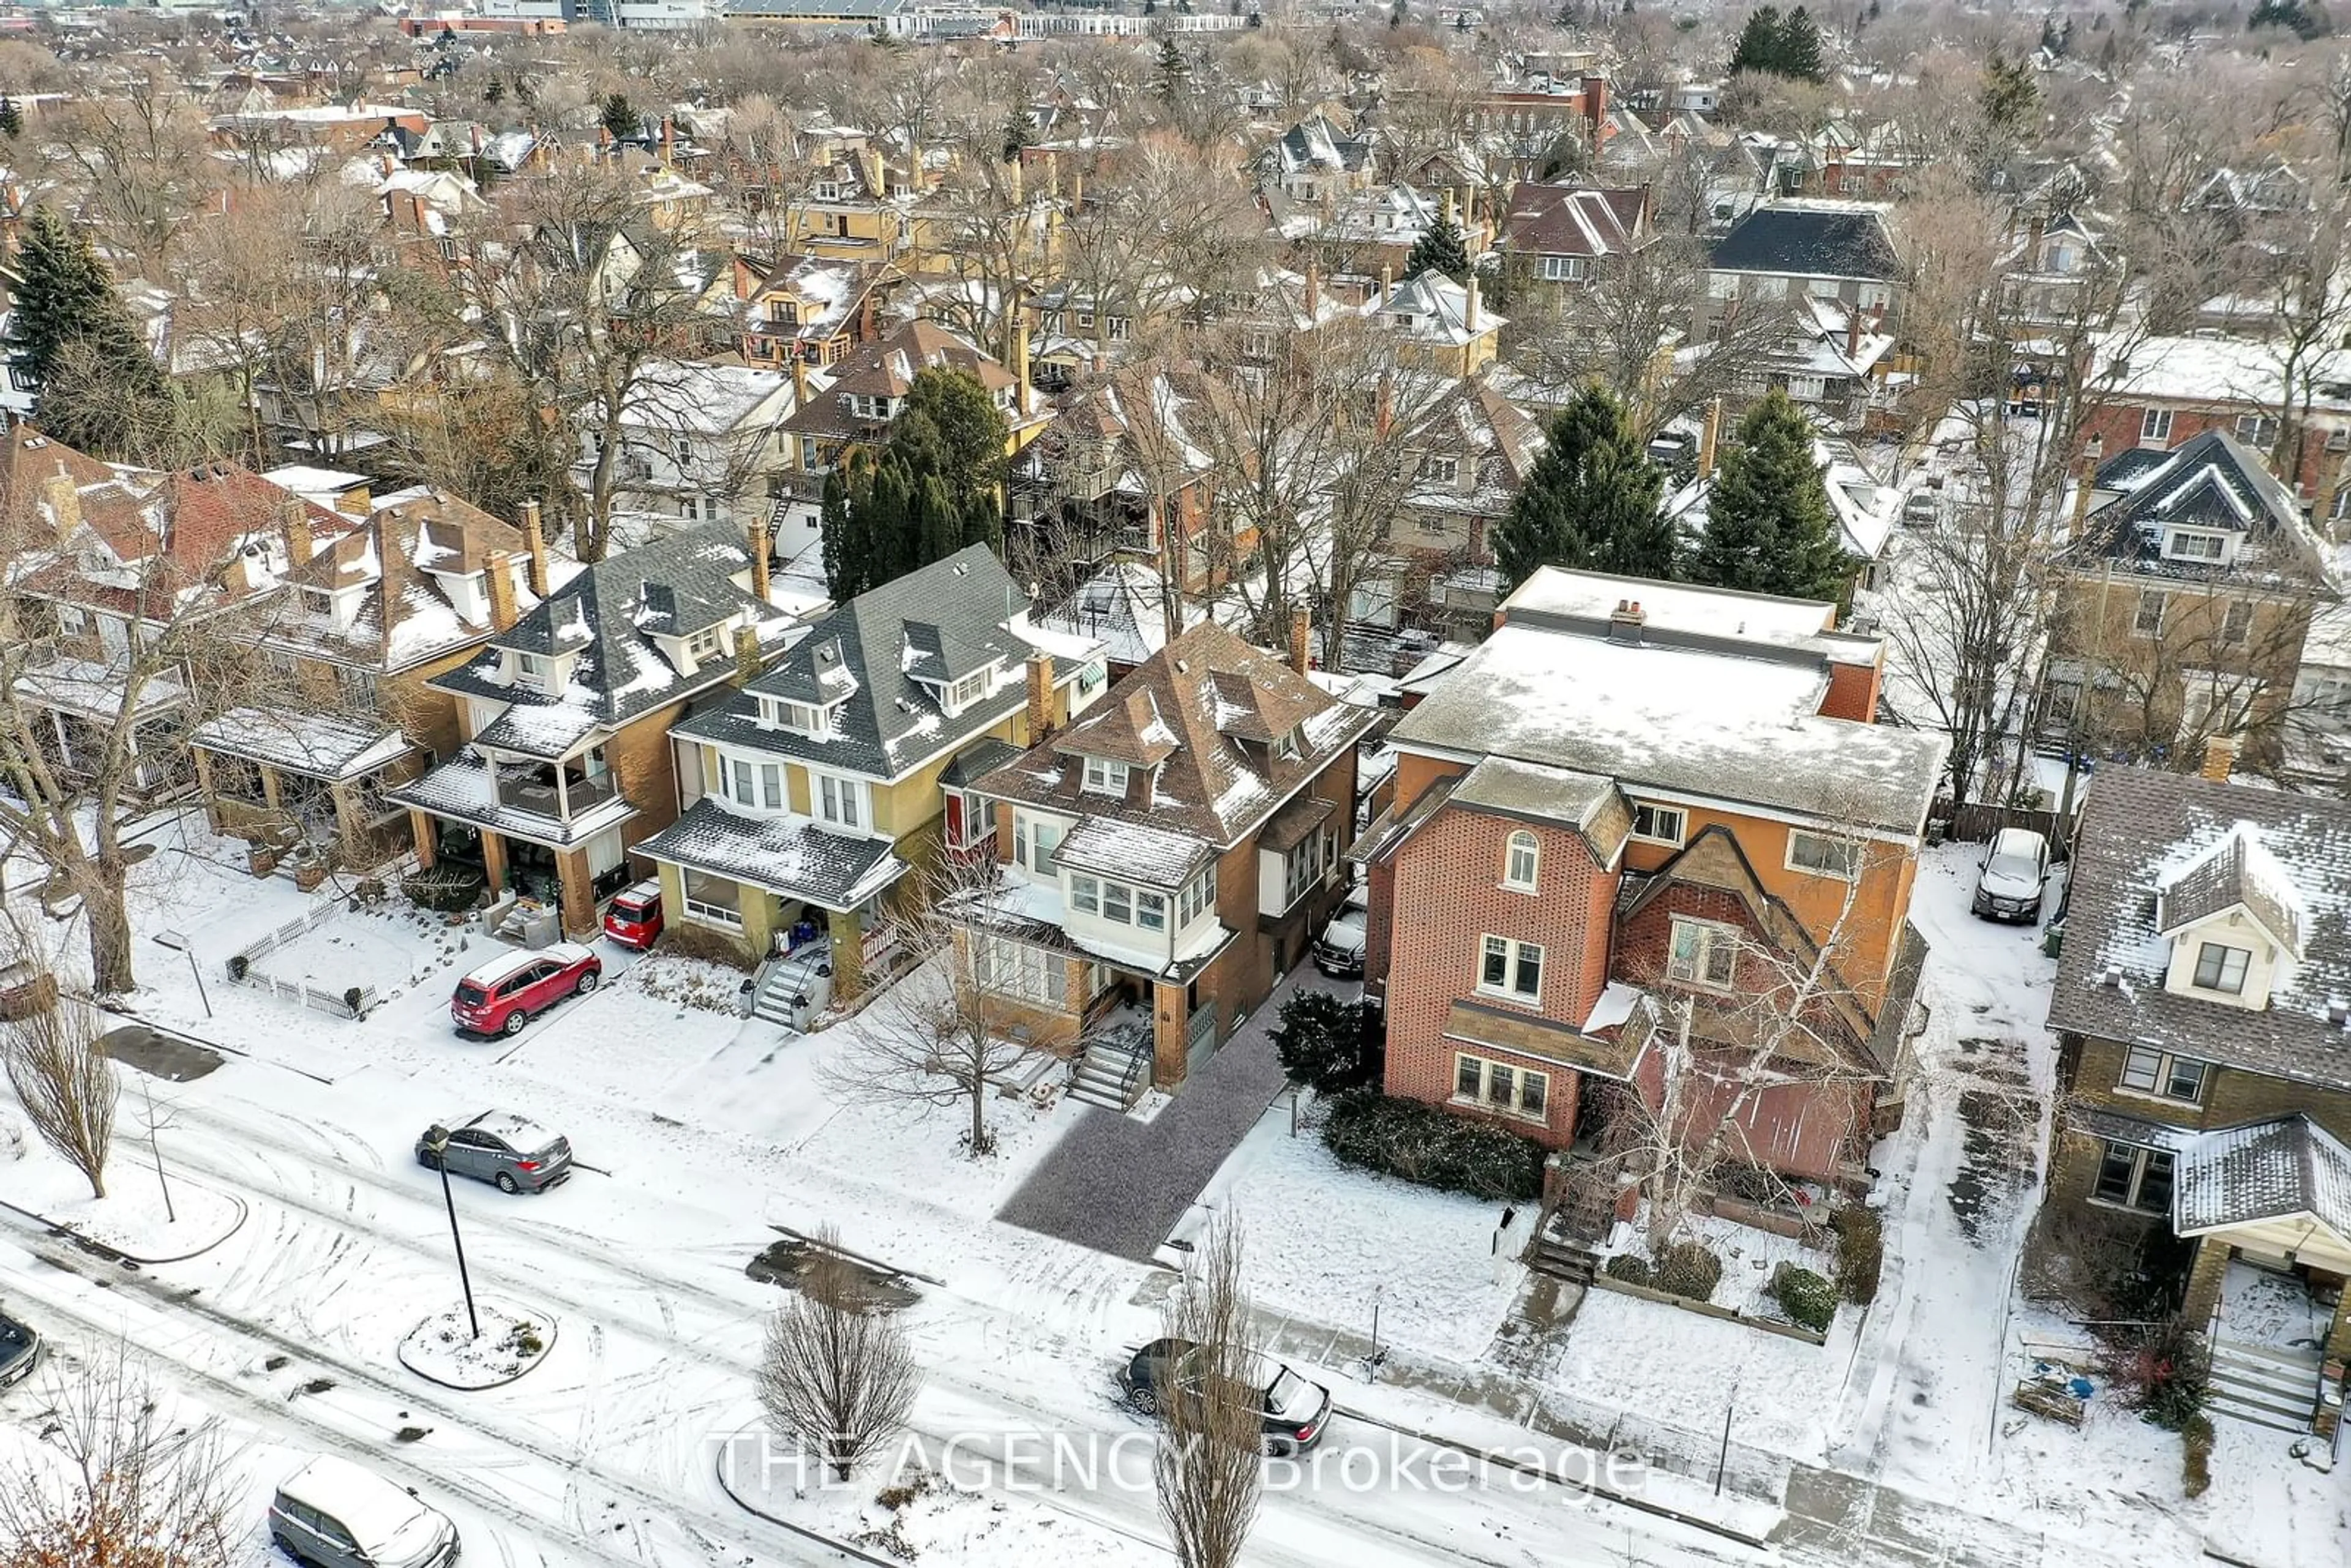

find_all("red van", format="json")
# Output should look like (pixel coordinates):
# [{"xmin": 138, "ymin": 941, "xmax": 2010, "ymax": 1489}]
[{"xmin": 602, "ymin": 880, "xmax": 664, "ymax": 950}]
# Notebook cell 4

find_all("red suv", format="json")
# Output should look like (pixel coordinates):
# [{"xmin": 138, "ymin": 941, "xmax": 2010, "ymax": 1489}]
[
  {"xmin": 451, "ymin": 943, "xmax": 602, "ymax": 1037},
  {"xmin": 601, "ymin": 881, "xmax": 664, "ymax": 950}
]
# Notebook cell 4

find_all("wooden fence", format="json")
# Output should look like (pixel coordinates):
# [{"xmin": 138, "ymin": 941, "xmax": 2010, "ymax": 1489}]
[{"xmin": 1946, "ymin": 803, "xmax": 2075, "ymax": 857}]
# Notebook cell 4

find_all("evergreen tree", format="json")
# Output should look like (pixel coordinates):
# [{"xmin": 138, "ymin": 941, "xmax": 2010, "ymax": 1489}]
[
  {"xmin": 1493, "ymin": 386, "xmax": 1674, "ymax": 591},
  {"xmin": 1155, "ymin": 38, "xmax": 1189, "ymax": 101},
  {"xmin": 7, "ymin": 206, "xmax": 167, "ymax": 454},
  {"xmin": 599, "ymin": 92, "xmax": 641, "ymax": 143},
  {"xmin": 1728, "ymin": 6, "xmax": 1785, "ymax": 75},
  {"xmin": 1001, "ymin": 107, "xmax": 1037, "ymax": 165},
  {"xmin": 1403, "ymin": 208, "xmax": 1472, "ymax": 283},
  {"xmin": 0, "ymin": 97, "xmax": 21, "ymax": 139},
  {"xmin": 822, "ymin": 369, "xmax": 1009, "ymax": 601},
  {"xmin": 1779, "ymin": 6, "xmax": 1827, "ymax": 81},
  {"xmin": 1683, "ymin": 390, "xmax": 1850, "ymax": 601},
  {"xmin": 1981, "ymin": 53, "xmax": 2039, "ymax": 141}
]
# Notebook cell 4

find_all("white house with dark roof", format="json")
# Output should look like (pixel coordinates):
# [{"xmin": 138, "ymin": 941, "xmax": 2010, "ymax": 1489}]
[
  {"xmin": 2045, "ymin": 767, "xmax": 2351, "ymax": 1436},
  {"xmin": 636, "ymin": 542, "xmax": 1105, "ymax": 995},
  {"xmin": 388, "ymin": 520, "xmax": 798, "ymax": 938}
]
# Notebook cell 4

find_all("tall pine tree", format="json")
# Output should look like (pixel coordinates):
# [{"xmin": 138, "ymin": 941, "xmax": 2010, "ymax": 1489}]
[
  {"xmin": 1684, "ymin": 390, "xmax": 1850, "ymax": 601},
  {"xmin": 820, "ymin": 368, "xmax": 1009, "ymax": 601},
  {"xmin": 7, "ymin": 206, "xmax": 167, "ymax": 456},
  {"xmin": 1404, "ymin": 208, "xmax": 1472, "ymax": 283},
  {"xmin": 1493, "ymin": 386, "xmax": 1675, "ymax": 591},
  {"xmin": 1778, "ymin": 7, "xmax": 1827, "ymax": 81},
  {"xmin": 1728, "ymin": 6, "xmax": 1786, "ymax": 75},
  {"xmin": 0, "ymin": 97, "xmax": 22, "ymax": 138}
]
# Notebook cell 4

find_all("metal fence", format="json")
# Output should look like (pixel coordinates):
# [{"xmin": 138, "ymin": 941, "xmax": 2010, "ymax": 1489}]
[{"xmin": 225, "ymin": 905, "xmax": 378, "ymax": 1021}]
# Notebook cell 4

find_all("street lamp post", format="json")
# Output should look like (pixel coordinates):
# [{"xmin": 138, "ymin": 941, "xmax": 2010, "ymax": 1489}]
[{"xmin": 420, "ymin": 1125, "xmax": 480, "ymax": 1340}]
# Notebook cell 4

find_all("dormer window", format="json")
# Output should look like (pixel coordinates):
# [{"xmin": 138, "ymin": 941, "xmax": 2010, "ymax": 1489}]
[
  {"xmin": 684, "ymin": 623, "xmax": 729, "ymax": 662},
  {"xmin": 1417, "ymin": 455, "xmax": 1460, "ymax": 485},
  {"xmin": 776, "ymin": 700, "xmax": 829, "ymax": 737},
  {"xmin": 2192, "ymin": 941, "xmax": 2249, "ymax": 995},
  {"xmin": 2164, "ymin": 530, "xmax": 2225, "ymax": 563},
  {"xmin": 943, "ymin": 670, "xmax": 991, "ymax": 714},
  {"xmin": 516, "ymin": 651, "xmax": 552, "ymax": 688},
  {"xmin": 1272, "ymin": 727, "xmax": 1302, "ymax": 762},
  {"xmin": 1083, "ymin": 757, "xmax": 1129, "ymax": 796}
]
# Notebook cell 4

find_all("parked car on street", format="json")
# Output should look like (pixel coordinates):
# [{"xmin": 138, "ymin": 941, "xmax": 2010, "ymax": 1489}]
[
  {"xmin": 269, "ymin": 1455, "xmax": 459, "ymax": 1568},
  {"xmin": 601, "ymin": 880, "xmax": 664, "ymax": 949},
  {"xmin": 449, "ymin": 942, "xmax": 601, "ymax": 1037},
  {"xmin": 1971, "ymin": 827, "xmax": 2052, "ymax": 923},
  {"xmin": 0, "ymin": 1309, "xmax": 40, "ymax": 1388},
  {"xmin": 1311, "ymin": 887, "xmax": 1370, "ymax": 979},
  {"xmin": 415, "ymin": 1110, "xmax": 573, "ymax": 1195},
  {"xmin": 1118, "ymin": 1338, "xmax": 1332, "ymax": 1455},
  {"xmin": 1902, "ymin": 490, "xmax": 1940, "ymax": 528}
]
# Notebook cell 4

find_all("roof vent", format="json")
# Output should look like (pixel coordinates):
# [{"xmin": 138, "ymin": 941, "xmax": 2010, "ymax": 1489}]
[
  {"xmin": 2099, "ymin": 964, "xmax": 2125, "ymax": 988},
  {"xmin": 2330, "ymin": 999, "xmax": 2350, "ymax": 1026}
]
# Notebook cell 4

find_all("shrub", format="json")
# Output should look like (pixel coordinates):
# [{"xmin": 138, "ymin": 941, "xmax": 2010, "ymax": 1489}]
[
  {"xmin": 2117, "ymin": 1315, "xmax": 2210, "ymax": 1431},
  {"xmin": 659, "ymin": 921, "xmax": 757, "ymax": 971},
  {"xmin": 1602, "ymin": 1254, "xmax": 1654, "ymax": 1287},
  {"xmin": 343, "ymin": 986, "xmax": 366, "ymax": 1017},
  {"xmin": 2181, "ymin": 1414, "xmax": 2214, "ymax": 1498},
  {"xmin": 1274, "ymin": 991, "xmax": 1381, "ymax": 1093},
  {"xmin": 1831, "ymin": 1204, "xmax": 1884, "ymax": 1306},
  {"xmin": 1652, "ymin": 1240, "xmax": 1723, "ymax": 1302},
  {"xmin": 1321, "ymin": 1089, "xmax": 1545, "ymax": 1200},
  {"xmin": 1716, "ymin": 1166, "xmax": 1785, "ymax": 1205},
  {"xmin": 403, "ymin": 864, "xmax": 486, "ymax": 913},
  {"xmin": 1769, "ymin": 1263, "xmax": 1838, "ymax": 1333}
]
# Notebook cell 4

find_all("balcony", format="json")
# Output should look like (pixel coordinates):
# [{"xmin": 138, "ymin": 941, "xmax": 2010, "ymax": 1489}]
[{"xmin": 493, "ymin": 763, "xmax": 619, "ymax": 821}]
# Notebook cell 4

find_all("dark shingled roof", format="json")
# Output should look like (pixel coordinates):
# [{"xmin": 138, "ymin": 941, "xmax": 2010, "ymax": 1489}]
[
  {"xmin": 1710, "ymin": 204, "xmax": 1900, "ymax": 281},
  {"xmin": 2069, "ymin": 429, "xmax": 2328, "ymax": 585},
  {"xmin": 2158, "ymin": 830, "xmax": 2304, "ymax": 959},
  {"xmin": 2047, "ymin": 768, "xmax": 2351, "ymax": 1093},
  {"xmin": 636, "ymin": 797, "xmax": 904, "ymax": 912},
  {"xmin": 2174, "ymin": 1114, "xmax": 2351, "ymax": 1240}
]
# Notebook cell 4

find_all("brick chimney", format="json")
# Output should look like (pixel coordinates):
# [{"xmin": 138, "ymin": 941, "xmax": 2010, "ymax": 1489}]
[
  {"xmin": 520, "ymin": 499, "xmax": 550, "ymax": 598},
  {"xmin": 1608, "ymin": 599, "xmax": 1646, "ymax": 645},
  {"xmin": 1844, "ymin": 306, "xmax": 1862, "ymax": 362},
  {"xmin": 2069, "ymin": 455, "xmax": 2098, "ymax": 538},
  {"xmin": 279, "ymin": 498, "xmax": 313, "ymax": 576},
  {"xmin": 1582, "ymin": 72, "xmax": 1609, "ymax": 138},
  {"xmin": 790, "ymin": 354, "xmax": 809, "ymax": 411},
  {"xmin": 484, "ymin": 549, "xmax": 519, "ymax": 631},
  {"xmin": 748, "ymin": 514, "xmax": 773, "ymax": 602},
  {"xmin": 2201, "ymin": 735, "xmax": 2237, "ymax": 783},
  {"xmin": 1376, "ymin": 374, "xmax": 1394, "ymax": 441},
  {"xmin": 1697, "ymin": 396, "xmax": 1723, "ymax": 481},
  {"xmin": 659, "ymin": 114, "xmax": 675, "ymax": 167},
  {"xmin": 1379, "ymin": 262, "xmax": 1394, "ymax": 301},
  {"xmin": 733, "ymin": 619, "xmax": 763, "ymax": 683},
  {"xmin": 1025, "ymin": 648, "xmax": 1055, "ymax": 740},
  {"xmin": 1289, "ymin": 603, "xmax": 1312, "ymax": 675}
]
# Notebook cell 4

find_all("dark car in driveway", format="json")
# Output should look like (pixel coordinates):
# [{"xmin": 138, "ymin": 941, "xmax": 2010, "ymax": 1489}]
[
  {"xmin": 416, "ymin": 1110, "xmax": 573, "ymax": 1194},
  {"xmin": 1971, "ymin": 827, "xmax": 2052, "ymax": 924},
  {"xmin": 1311, "ymin": 887, "xmax": 1370, "ymax": 979},
  {"xmin": 0, "ymin": 1310, "xmax": 39, "ymax": 1388},
  {"xmin": 1118, "ymin": 1337, "xmax": 1332, "ymax": 1454}
]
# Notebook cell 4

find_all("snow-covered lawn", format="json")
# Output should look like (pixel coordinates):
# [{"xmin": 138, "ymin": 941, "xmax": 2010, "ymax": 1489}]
[
  {"xmin": 398, "ymin": 1302, "xmax": 557, "ymax": 1389},
  {"xmin": 1, "ymin": 1120, "xmax": 245, "ymax": 1261},
  {"xmin": 1591, "ymin": 1201, "xmax": 1840, "ymax": 1327},
  {"xmin": 1210, "ymin": 1098, "xmax": 1520, "ymax": 1362}
]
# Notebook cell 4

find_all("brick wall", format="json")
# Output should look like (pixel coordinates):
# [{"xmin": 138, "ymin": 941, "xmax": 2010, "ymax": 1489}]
[
  {"xmin": 2079, "ymin": 402, "xmax": 2349, "ymax": 502},
  {"xmin": 1381, "ymin": 804, "xmax": 1614, "ymax": 1147},
  {"xmin": 1820, "ymin": 657, "xmax": 1883, "ymax": 723},
  {"xmin": 2068, "ymin": 1033, "xmax": 2351, "ymax": 1144}
]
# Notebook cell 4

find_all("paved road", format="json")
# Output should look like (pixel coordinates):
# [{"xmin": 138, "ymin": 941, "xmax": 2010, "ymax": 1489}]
[{"xmin": 996, "ymin": 966, "xmax": 1346, "ymax": 1261}]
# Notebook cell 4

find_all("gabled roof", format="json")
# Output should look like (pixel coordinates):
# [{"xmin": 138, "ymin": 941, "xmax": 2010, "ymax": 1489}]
[
  {"xmin": 2156, "ymin": 822, "xmax": 2306, "ymax": 959},
  {"xmin": 1039, "ymin": 562, "xmax": 1205, "ymax": 670},
  {"xmin": 428, "ymin": 520, "xmax": 786, "ymax": 737},
  {"xmin": 977, "ymin": 621, "xmax": 1378, "ymax": 849},
  {"xmin": 1501, "ymin": 181, "xmax": 1651, "ymax": 260},
  {"xmin": 673, "ymin": 543, "xmax": 1085, "ymax": 781},
  {"xmin": 2071, "ymin": 429, "xmax": 2329, "ymax": 585},
  {"xmin": 266, "ymin": 491, "xmax": 539, "ymax": 674},
  {"xmin": 1369, "ymin": 271, "xmax": 1504, "ymax": 347},
  {"xmin": 1709, "ymin": 202, "xmax": 1900, "ymax": 281},
  {"xmin": 2049, "ymin": 768, "xmax": 2351, "ymax": 1093}
]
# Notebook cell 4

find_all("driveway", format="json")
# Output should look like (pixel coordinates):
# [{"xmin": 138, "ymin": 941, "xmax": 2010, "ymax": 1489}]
[{"xmin": 996, "ymin": 966, "xmax": 1348, "ymax": 1261}]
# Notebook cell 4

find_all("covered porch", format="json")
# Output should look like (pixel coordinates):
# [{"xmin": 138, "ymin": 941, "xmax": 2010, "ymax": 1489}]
[
  {"xmin": 191, "ymin": 708, "xmax": 422, "ymax": 869},
  {"xmin": 2176, "ymin": 1114, "xmax": 2351, "ymax": 1439},
  {"xmin": 10, "ymin": 655, "xmax": 193, "ymax": 800},
  {"xmin": 389, "ymin": 748, "xmax": 640, "ymax": 939}
]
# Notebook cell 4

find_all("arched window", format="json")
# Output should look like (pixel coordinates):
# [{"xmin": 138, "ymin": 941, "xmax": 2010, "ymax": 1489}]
[{"xmin": 1504, "ymin": 830, "xmax": 1539, "ymax": 891}]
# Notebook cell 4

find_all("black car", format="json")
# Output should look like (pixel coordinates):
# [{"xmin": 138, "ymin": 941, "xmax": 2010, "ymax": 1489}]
[
  {"xmin": 1118, "ymin": 1337, "xmax": 1332, "ymax": 1455},
  {"xmin": 0, "ymin": 1310, "xmax": 41, "ymax": 1389},
  {"xmin": 1310, "ymin": 888, "xmax": 1370, "ymax": 980}
]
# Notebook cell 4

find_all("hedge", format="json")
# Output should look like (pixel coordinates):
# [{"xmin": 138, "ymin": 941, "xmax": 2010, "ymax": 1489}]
[
  {"xmin": 1769, "ymin": 1262, "xmax": 1838, "ymax": 1332},
  {"xmin": 2182, "ymin": 1414, "xmax": 2214, "ymax": 1498},
  {"xmin": 1321, "ymin": 1089, "xmax": 1545, "ymax": 1201},
  {"xmin": 403, "ymin": 864, "xmax": 486, "ymax": 913},
  {"xmin": 1653, "ymin": 1240, "xmax": 1723, "ymax": 1302},
  {"xmin": 1602, "ymin": 1254, "xmax": 1654, "ymax": 1287},
  {"xmin": 1831, "ymin": 1204, "xmax": 1884, "ymax": 1306}
]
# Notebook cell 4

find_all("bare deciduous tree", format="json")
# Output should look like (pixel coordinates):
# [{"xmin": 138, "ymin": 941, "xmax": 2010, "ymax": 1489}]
[
  {"xmin": 822, "ymin": 857, "xmax": 1037, "ymax": 1160},
  {"xmin": 0, "ymin": 980, "xmax": 116, "ymax": 1201},
  {"xmin": 755, "ymin": 1225, "xmax": 920, "ymax": 1485},
  {"xmin": 0, "ymin": 1345, "xmax": 241, "ymax": 1568},
  {"xmin": 1153, "ymin": 1217, "xmax": 1262, "ymax": 1568}
]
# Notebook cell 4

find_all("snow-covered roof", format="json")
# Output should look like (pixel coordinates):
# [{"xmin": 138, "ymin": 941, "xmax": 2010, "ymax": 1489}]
[
  {"xmin": 1038, "ymin": 562, "xmax": 1203, "ymax": 670},
  {"xmin": 2093, "ymin": 331, "xmax": 2351, "ymax": 412},
  {"xmin": 636, "ymin": 797, "xmax": 906, "ymax": 913},
  {"xmin": 1500, "ymin": 567, "xmax": 1853, "ymax": 655},
  {"xmin": 1389, "ymin": 621, "xmax": 1944, "ymax": 833},
  {"xmin": 12, "ymin": 656, "xmax": 187, "ymax": 721},
  {"xmin": 190, "ymin": 708, "xmax": 414, "ymax": 781},
  {"xmin": 387, "ymin": 750, "xmax": 640, "ymax": 848},
  {"xmin": 2174, "ymin": 1114, "xmax": 2351, "ymax": 1242},
  {"xmin": 1054, "ymin": 814, "xmax": 1213, "ymax": 887}
]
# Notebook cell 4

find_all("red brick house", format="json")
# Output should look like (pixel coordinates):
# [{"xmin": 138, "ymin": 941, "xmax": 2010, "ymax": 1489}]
[
  {"xmin": 1358, "ymin": 569, "xmax": 1944, "ymax": 1189},
  {"xmin": 2077, "ymin": 332, "xmax": 2351, "ymax": 517}
]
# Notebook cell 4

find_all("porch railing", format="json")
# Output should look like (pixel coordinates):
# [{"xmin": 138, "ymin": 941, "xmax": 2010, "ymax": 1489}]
[{"xmin": 494, "ymin": 771, "xmax": 618, "ymax": 819}]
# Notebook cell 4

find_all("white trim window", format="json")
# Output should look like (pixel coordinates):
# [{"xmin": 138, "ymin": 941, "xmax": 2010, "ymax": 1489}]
[
  {"xmin": 1667, "ymin": 917, "xmax": 1737, "ymax": 989},
  {"xmin": 1068, "ymin": 871, "xmax": 1168, "ymax": 931},
  {"xmin": 816, "ymin": 773, "xmax": 866, "ymax": 830},
  {"xmin": 2191, "ymin": 941, "xmax": 2249, "ymax": 996},
  {"xmin": 1083, "ymin": 756, "xmax": 1130, "ymax": 796},
  {"xmin": 1013, "ymin": 812, "xmax": 1061, "ymax": 874},
  {"xmin": 515, "ymin": 650, "xmax": 552, "ymax": 689},
  {"xmin": 680, "ymin": 867, "xmax": 744, "ymax": 929},
  {"xmin": 1630, "ymin": 802, "xmax": 1687, "ymax": 846},
  {"xmin": 2220, "ymin": 598, "xmax": 2252, "ymax": 647},
  {"xmin": 972, "ymin": 935, "xmax": 1067, "ymax": 1008},
  {"xmin": 1503, "ymin": 830, "xmax": 1539, "ymax": 891},
  {"xmin": 1417, "ymin": 454, "xmax": 1461, "ymax": 484},
  {"xmin": 2235, "ymin": 413, "xmax": 2279, "ymax": 449},
  {"xmin": 1540, "ymin": 255, "xmax": 1588, "ymax": 282},
  {"xmin": 2133, "ymin": 588, "xmax": 2167, "ymax": 638},
  {"xmin": 2139, "ymin": 408, "xmax": 2174, "ymax": 445},
  {"xmin": 2119, "ymin": 1046, "xmax": 2209, "ymax": 1103},
  {"xmin": 2092, "ymin": 1140, "xmax": 2175, "ymax": 1214},
  {"xmin": 1453, "ymin": 1052, "xmax": 1549, "ymax": 1119},
  {"xmin": 1787, "ymin": 830, "xmax": 1860, "ymax": 880},
  {"xmin": 943, "ymin": 669, "xmax": 991, "ymax": 714},
  {"xmin": 722, "ymin": 756, "xmax": 785, "ymax": 812},
  {"xmin": 684, "ymin": 623, "xmax": 729, "ymax": 660},
  {"xmin": 2164, "ymin": 530, "xmax": 2225, "ymax": 563},
  {"xmin": 1177, "ymin": 862, "xmax": 1220, "ymax": 925},
  {"xmin": 1477, "ymin": 934, "xmax": 1543, "ymax": 1002}
]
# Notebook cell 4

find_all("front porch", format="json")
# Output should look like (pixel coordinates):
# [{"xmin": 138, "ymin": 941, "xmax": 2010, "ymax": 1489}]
[
  {"xmin": 191, "ymin": 708, "xmax": 422, "ymax": 871},
  {"xmin": 389, "ymin": 746, "xmax": 642, "ymax": 938},
  {"xmin": 12, "ymin": 655, "xmax": 193, "ymax": 800}
]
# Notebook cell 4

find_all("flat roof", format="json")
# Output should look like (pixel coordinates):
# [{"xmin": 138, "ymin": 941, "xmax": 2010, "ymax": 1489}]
[{"xmin": 1500, "ymin": 567, "xmax": 1883, "ymax": 666}]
